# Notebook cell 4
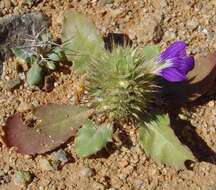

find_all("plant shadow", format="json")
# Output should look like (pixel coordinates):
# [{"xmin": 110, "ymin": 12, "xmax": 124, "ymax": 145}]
[
  {"xmin": 103, "ymin": 33, "xmax": 133, "ymax": 51},
  {"xmin": 89, "ymin": 142, "xmax": 118, "ymax": 159},
  {"xmin": 170, "ymin": 112, "xmax": 216, "ymax": 164},
  {"xmin": 184, "ymin": 92, "xmax": 216, "ymax": 112}
]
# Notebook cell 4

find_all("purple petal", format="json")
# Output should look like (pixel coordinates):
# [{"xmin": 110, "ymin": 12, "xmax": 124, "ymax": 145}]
[
  {"xmin": 160, "ymin": 41, "xmax": 187, "ymax": 61},
  {"xmin": 157, "ymin": 40, "xmax": 195, "ymax": 82},
  {"xmin": 169, "ymin": 56, "xmax": 194, "ymax": 74},
  {"xmin": 159, "ymin": 67, "xmax": 187, "ymax": 82}
]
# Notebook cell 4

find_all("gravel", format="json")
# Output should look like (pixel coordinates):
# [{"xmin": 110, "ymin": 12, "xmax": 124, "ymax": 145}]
[
  {"xmin": 1, "ymin": 1, "xmax": 216, "ymax": 190},
  {"xmin": 79, "ymin": 167, "xmax": 95, "ymax": 177}
]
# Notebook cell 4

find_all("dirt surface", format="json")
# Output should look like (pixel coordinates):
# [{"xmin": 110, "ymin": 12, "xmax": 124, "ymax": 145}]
[{"xmin": 1, "ymin": 0, "xmax": 216, "ymax": 190}]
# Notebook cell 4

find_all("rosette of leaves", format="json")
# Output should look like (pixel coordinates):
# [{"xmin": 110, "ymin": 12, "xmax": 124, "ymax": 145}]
[
  {"xmin": 61, "ymin": 11, "xmax": 197, "ymax": 168},
  {"xmin": 12, "ymin": 30, "xmax": 67, "ymax": 86}
]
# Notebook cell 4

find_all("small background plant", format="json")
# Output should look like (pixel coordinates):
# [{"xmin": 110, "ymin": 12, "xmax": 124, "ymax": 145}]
[{"xmin": 12, "ymin": 28, "xmax": 68, "ymax": 86}]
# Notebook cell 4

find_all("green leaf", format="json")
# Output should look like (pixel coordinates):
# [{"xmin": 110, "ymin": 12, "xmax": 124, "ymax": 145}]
[
  {"xmin": 12, "ymin": 47, "xmax": 37, "ymax": 65},
  {"xmin": 46, "ymin": 61, "xmax": 56, "ymax": 70},
  {"xmin": 12, "ymin": 47, "xmax": 33, "ymax": 61},
  {"xmin": 3, "ymin": 104, "xmax": 91, "ymax": 155},
  {"xmin": 25, "ymin": 56, "xmax": 37, "ymax": 65},
  {"xmin": 12, "ymin": 48, "xmax": 26, "ymax": 59},
  {"xmin": 48, "ymin": 51, "xmax": 61, "ymax": 62},
  {"xmin": 27, "ymin": 63, "xmax": 44, "ymax": 86},
  {"xmin": 139, "ymin": 114, "xmax": 195, "ymax": 169},
  {"xmin": 75, "ymin": 120, "xmax": 113, "ymax": 157},
  {"xmin": 143, "ymin": 45, "xmax": 160, "ymax": 61},
  {"xmin": 62, "ymin": 11, "xmax": 105, "ymax": 73},
  {"xmin": 48, "ymin": 47, "xmax": 66, "ymax": 62}
]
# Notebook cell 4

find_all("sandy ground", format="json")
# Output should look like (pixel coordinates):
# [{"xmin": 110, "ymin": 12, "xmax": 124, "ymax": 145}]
[{"xmin": 1, "ymin": 0, "xmax": 216, "ymax": 190}]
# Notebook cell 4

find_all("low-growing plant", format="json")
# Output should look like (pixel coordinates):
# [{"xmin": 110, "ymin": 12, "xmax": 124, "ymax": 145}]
[
  {"xmin": 61, "ymin": 12, "xmax": 196, "ymax": 168},
  {"xmin": 3, "ymin": 11, "xmax": 216, "ymax": 169},
  {"xmin": 12, "ymin": 28, "xmax": 67, "ymax": 86}
]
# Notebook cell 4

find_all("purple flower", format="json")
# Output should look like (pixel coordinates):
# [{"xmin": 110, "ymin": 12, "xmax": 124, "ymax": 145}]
[{"xmin": 158, "ymin": 41, "xmax": 194, "ymax": 82}]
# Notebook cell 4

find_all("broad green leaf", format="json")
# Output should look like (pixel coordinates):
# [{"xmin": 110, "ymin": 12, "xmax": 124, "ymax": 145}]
[
  {"xmin": 27, "ymin": 63, "xmax": 44, "ymax": 86},
  {"xmin": 139, "ymin": 114, "xmax": 195, "ymax": 169},
  {"xmin": 3, "ymin": 104, "xmax": 91, "ymax": 155},
  {"xmin": 75, "ymin": 120, "xmax": 113, "ymax": 157},
  {"xmin": 143, "ymin": 45, "xmax": 160, "ymax": 61},
  {"xmin": 62, "ymin": 11, "xmax": 105, "ymax": 72}
]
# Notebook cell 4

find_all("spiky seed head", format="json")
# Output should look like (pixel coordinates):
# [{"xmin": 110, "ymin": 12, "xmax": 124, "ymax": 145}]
[{"xmin": 87, "ymin": 46, "xmax": 160, "ymax": 121}]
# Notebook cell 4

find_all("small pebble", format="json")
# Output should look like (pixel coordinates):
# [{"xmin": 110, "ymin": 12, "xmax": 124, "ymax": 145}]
[
  {"xmin": 18, "ymin": 72, "xmax": 26, "ymax": 80},
  {"xmin": 14, "ymin": 170, "xmax": 33, "ymax": 186},
  {"xmin": 50, "ymin": 160, "xmax": 60, "ymax": 170},
  {"xmin": 118, "ymin": 173, "xmax": 128, "ymax": 180},
  {"xmin": 4, "ymin": 79, "xmax": 21, "ymax": 90},
  {"xmin": 208, "ymin": 101, "xmax": 215, "ymax": 107},
  {"xmin": 186, "ymin": 18, "xmax": 199, "ymax": 31},
  {"xmin": 202, "ymin": 28, "xmax": 208, "ymax": 35},
  {"xmin": 51, "ymin": 149, "xmax": 68, "ymax": 164},
  {"xmin": 22, "ymin": 0, "xmax": 40, "ymax": 6},
  {"xmin": 0, "ymin": 172, "xmax": 11, "ymax": 185},
  {"xmin": 39, "ymin": 158, "xmax": 54, "ymax": 171},
  {"xmin": 80, "ymin": 167, "xmax": 95, "ymax": 177},
  {"xmin": 119, "ymin": 159, "xmax": 129, "ymax": 168},
  {"xmin": 133, "ymin": 179, "xmax": 144, "ymax": 190},
  {"xmin": 148, "ymin": 168, "xmax": 158, "ymax": 176},
  {"xmin": 17, "ymin": 101, "xmax": 32, "ymax": 112},
  {"xmin": 209, "ymin": 127, "xmax": 215, "ymax": 133},
  {"xmin": 92, "ymin": 181, "xmax": 105, "ymax": 190},
  {"xmin": 163, "ymin": 31, "xmax": 176, "ymax": 41},
  {"xmin": 100, "ymin": 0, "xmax": 114, "ymax": 5},
  {"xmin": 4, "ymin": 0, "xmax": 11, "ymax": 9}
]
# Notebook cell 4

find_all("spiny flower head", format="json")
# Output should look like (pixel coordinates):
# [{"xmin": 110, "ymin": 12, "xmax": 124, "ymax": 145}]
[{"xmin": 86, "ymin": 46, "xmax": 160, "ymax": 121}]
